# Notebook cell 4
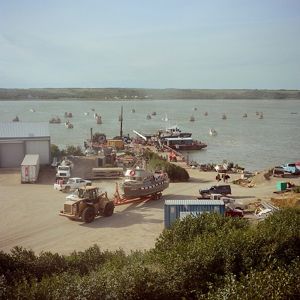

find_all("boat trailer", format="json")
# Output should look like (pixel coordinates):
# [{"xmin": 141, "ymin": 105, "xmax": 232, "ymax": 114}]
[{"xmin": 113, "ymin": 183, "xmax": 163, "ymax": 206}]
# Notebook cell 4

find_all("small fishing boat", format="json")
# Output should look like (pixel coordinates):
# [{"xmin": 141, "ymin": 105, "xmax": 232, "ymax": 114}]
[
  {"xmin": 131, "ymin": 109, "xmax": 136, "ymax": 113},
  {"xmin": 256, "ymin": 111, "xmax": 260, "ymax": 116},
  {"xmin": 29, "ymin": 108, "xmax": 35, "ymax": 112},
  {"xmin": 222, "ymin": 114, "xmax": 227, "ymax": 120},
  {"xmin": 64, "ymin": 112, "xmax": 73, "ymax": 118},
  {"xmin": 204, "ymin": 112, "xmax": 208, "ymax": 116},
  {"xmin": 151, "ymin": 111, "xmax": 157, "ymax": 116},
  {"xmin": 91, "ymin": 108, "xmax": 95, "ymax": 111},
  {"xmin": 162, "ymin": 114, "xmax": 169, "ymax": 122},
  {"xmin": 12, "ymin": 116, "xmax": 19, "ymax": 122},
  {"xmin": 84, "ymin": 112, "xmax": 89, "ymax": 116},
  {"xmin": 96, "ymin": 115, "xmax": 102, "ymax": 124},
  {"xmin": 190, "ymin": 116, "xmax": 195, "ymax": 122},
  {"xmin": 209, "ymin": 128, "xmax": 217, "ymax": 136},
  {"xmin": 146, "ymin": 114, "xmax": 151, "ymax": 120},
  {"xmin": 194, "ymin": 107, "xmax": 198, "ymax": 111},
  {"xmin": 243, "ymin": 113, "xmax": 247, "ymax": 118},
  {"xmin": 49, "ymin": 117, "xmax": 61, "ymax": 124},
  {"xmin": 121, "ymin": 168, "xmax": 169, "ymax": 199},
  {"xmin": 259, "ymin": 112, "xmax": 264, "ymax": 119},
  {"xmin": 65, "ymin": 120, "xmax": 74, "ymax": 128}
]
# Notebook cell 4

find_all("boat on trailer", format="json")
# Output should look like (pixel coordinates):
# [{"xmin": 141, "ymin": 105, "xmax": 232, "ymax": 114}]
[{"xmin": 121, "ymin": 168, "xmax": 169, "ymax": 199}]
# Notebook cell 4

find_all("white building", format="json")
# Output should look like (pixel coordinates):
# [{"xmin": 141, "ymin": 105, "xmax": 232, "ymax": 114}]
[{"xmin": 0, "ymin": 122, "xmax": 51, "ymax": 168}]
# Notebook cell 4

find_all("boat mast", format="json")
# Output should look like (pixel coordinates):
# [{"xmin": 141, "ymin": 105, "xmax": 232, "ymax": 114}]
[{"xmin": 120, "ymin": 106, "xmax": 123, "ymax": 138}]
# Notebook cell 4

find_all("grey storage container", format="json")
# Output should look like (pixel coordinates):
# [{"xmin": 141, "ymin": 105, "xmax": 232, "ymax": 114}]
[
  {"xmin": 21, "ymin": 154, "xmax": 40, "ymax": 183},
  {"xmin": 164, "ymin": 199, "xmax": 225, "ymax": 228}
]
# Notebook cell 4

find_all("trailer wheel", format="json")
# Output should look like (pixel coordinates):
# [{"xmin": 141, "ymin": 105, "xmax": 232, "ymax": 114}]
[
  {"xmin": 82, "ymin": 207, "xmax": 95, "ymax": 223},
  {"xmin": 103, "ymin": 201, "xmax": 114, "ymax": 217},
  {"xmin": 64, "ymin": 186, "xmax": 71, "ymax": 193}
]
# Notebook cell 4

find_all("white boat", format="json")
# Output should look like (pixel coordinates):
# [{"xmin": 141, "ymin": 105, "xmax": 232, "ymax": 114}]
[
  {"xmin": 162, "ymin": 114, "xmax": 169, "ymax": 122},
  {"xmin": 84, "ymin": 112, "xmax": 89, "ymax": 116},
  {"xmin": 65, "ymin": 120, "xmax": 74, "ymax": 128},
  {"xmin": 209, "ymin": 128, "xmax": 217, "ymax": 136},
  {"xmin": 29, "ymin": 108, "xmax": 35, "ymax": 112},
  {"xmin": 96, "ymin": 115, "xmax": 102, "ymax": 124}
]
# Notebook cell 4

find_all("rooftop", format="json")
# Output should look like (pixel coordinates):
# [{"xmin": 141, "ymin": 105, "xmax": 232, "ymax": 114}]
[
  {"xmin": 0, "ymin": 122, "xmax": 50, "ymax": 139},
  {"xmin": 165, "ymin": 199, "xmax": 224, "ymax": 205}
]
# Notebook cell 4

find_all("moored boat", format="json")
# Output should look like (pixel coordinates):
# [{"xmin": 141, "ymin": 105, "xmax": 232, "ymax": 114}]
[
  {"xmin": 49, "ymin": 116, "xmax": 61, "ymax": 124},
  {"xmin": 161, "ymin": 136, "xmax": 207, "ymax": 151},
  {"xmin": 64, "ymin": 112, "xmax": 73, "ymax": 118},
  {"xmin": 146, "ymin": 114, "xmax": 151, "ymax": 120},
  {"xmin": 209, "ymin": 128, "xmax": 217, "ymax": 136},
  {"xmin": 96, "ymin": 115, "xmax": 102, "ymax": 124},
  {"xmin": 222, "ymin": 113, "xmax": 227, "ymax": 120},
  {"xmin": 65, "ymin": 120, "xmax": 74, "ymax": 128},
  {"xmin": 121, "ymin": 168, "xmax": 169, "ymax": 199},
  {"xmin": 12, "ymin": 116, "xmax": 19, "ymax": 122},
  {"xmin": 190, "ymin": 115, "xmax": 195, "ymax": 122}
]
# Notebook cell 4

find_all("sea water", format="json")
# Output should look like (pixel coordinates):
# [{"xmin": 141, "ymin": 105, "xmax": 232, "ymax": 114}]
[{"xmin": 0, "ymin": 99, "xmax": 299, "ymax": 171}]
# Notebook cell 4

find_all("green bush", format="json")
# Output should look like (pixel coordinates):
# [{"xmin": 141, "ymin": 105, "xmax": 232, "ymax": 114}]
[{"xmin": 144, "ymin": 150, "xmax": 189, "ymax": 182}]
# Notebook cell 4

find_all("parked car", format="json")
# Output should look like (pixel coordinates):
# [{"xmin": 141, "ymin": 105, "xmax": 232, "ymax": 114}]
[
  {"xmin": 199, "ymin": 185, "xmax": 231, "ymax": 198},
  {"xmin": 225, "ymin": 206, "xmax": 244, "ymax": 218},
  {"xmin": 54, "ymin": 177, "xmax": 92, "ymax": 193}
]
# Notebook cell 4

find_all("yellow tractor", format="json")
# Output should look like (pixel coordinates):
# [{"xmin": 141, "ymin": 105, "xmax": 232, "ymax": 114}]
[{"xmin": 59, "ymin": 186, "xmax": 114, "ymax": 223}]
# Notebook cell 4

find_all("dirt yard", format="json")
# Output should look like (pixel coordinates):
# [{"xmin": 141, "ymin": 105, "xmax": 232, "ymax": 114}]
[{"xmin": 0, "ymin": 167, "xmax": 299, "ymax": 255}]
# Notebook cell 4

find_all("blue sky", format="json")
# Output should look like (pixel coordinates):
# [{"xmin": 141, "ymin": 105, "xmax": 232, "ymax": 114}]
[{"xmin": 0, "ymin": 0, "xmax": 300, "ymax": 89}]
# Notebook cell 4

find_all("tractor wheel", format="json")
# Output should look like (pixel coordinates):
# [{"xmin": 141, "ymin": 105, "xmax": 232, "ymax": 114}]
[
  {"xmin": 82, "ymin": 207, "xmax": 95, "ymax": 223},
  {"xmin": 64, "ymin": 186, "xmax": 71, "ymax": 193},
  {"xmin": 103, "ymin": 201, "xmax": 114, "ymax": 217}
]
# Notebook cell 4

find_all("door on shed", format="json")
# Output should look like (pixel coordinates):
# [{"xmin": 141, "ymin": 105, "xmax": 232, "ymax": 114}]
[
  {"xmin": 0, "ymin": 142, "xmax": 24, "ymax": 167},
  {"xmin": 25, "ymin": 140, "xmax": 50, "ymax": 164}
]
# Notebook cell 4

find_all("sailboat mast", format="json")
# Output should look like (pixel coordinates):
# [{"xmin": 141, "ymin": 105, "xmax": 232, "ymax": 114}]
[{"xmin": 120, "ymin": 106, "xmax": 123, "ymax": 138}]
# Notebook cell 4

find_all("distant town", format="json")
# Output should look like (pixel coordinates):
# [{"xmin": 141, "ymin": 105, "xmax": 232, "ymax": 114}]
[{"xmin": 0, "ymin": 88, "xmax": 300, "ymax": 100}]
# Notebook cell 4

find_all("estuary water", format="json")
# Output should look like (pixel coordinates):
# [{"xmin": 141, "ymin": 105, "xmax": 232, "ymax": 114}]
[{"xmin": 0, "ymin": 99, "xmax": 299, "ymax": 171}]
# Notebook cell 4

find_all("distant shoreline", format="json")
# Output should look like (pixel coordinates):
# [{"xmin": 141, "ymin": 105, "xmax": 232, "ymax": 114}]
[{"xmin": 0, "ymin": 88, "xmax": 300, "ymax": 100}]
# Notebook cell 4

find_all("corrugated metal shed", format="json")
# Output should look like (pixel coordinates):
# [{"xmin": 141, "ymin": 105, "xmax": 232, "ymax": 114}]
[
  {"xmin": 164, "ymin": 199, "xmax": 225, "ymax": 228},
  {"xmin": 0, "ymin": 122, "xmax": 50, "ymax": 139},
  {"xmin": 165, "ymin": 199, "xmax": 224, "ymax": 206}
]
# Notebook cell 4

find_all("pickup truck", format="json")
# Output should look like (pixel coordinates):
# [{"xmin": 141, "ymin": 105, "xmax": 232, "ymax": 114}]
[
  {"xmin": 54, "ymin": 177, "xmax": 92, "ymax": 193},
  {"xmin": 281, "ymin": 163, "xmax": 300, "ymax": 175},
  {"xmin": 56, "ymin": 165, "xmax": 71, "ymax": 179},
  {"xmin": 208, "ymin": 193, "xmax": 247, "ymax": 210},
  {"xmin": 199, "ymin": 185, "xmax": 231, "ymax": 198}
]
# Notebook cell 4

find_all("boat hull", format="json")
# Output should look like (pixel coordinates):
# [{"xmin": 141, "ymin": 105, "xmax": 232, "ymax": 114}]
[
  {"xmin": 122, "ymin": 180, "xmax": 169, "ymax": 199},
  {"xmin": 169, "ymin": 144, "xmax": 207, "ymax": 151}
]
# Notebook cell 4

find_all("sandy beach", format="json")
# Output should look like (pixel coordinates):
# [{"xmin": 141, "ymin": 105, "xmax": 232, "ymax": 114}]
[{"xmin": 1, "ymin": 165, "xmax": 298, "ymax": 255}]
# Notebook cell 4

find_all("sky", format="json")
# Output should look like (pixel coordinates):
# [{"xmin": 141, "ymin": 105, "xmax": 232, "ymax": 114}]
[{"xmin": 0, "ymin": 0, "xmax": 300, "ymax": 89}]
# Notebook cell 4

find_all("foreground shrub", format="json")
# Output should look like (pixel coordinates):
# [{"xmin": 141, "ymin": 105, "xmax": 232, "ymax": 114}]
[{"xmin": 0, "ymin": 209, "xmax": 299, "ymax": 299}]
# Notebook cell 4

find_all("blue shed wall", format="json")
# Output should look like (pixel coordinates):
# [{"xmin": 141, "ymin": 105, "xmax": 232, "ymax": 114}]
[{"xmin": 164, "ymin": 202, "xmax": 225, "ymax": 228}]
